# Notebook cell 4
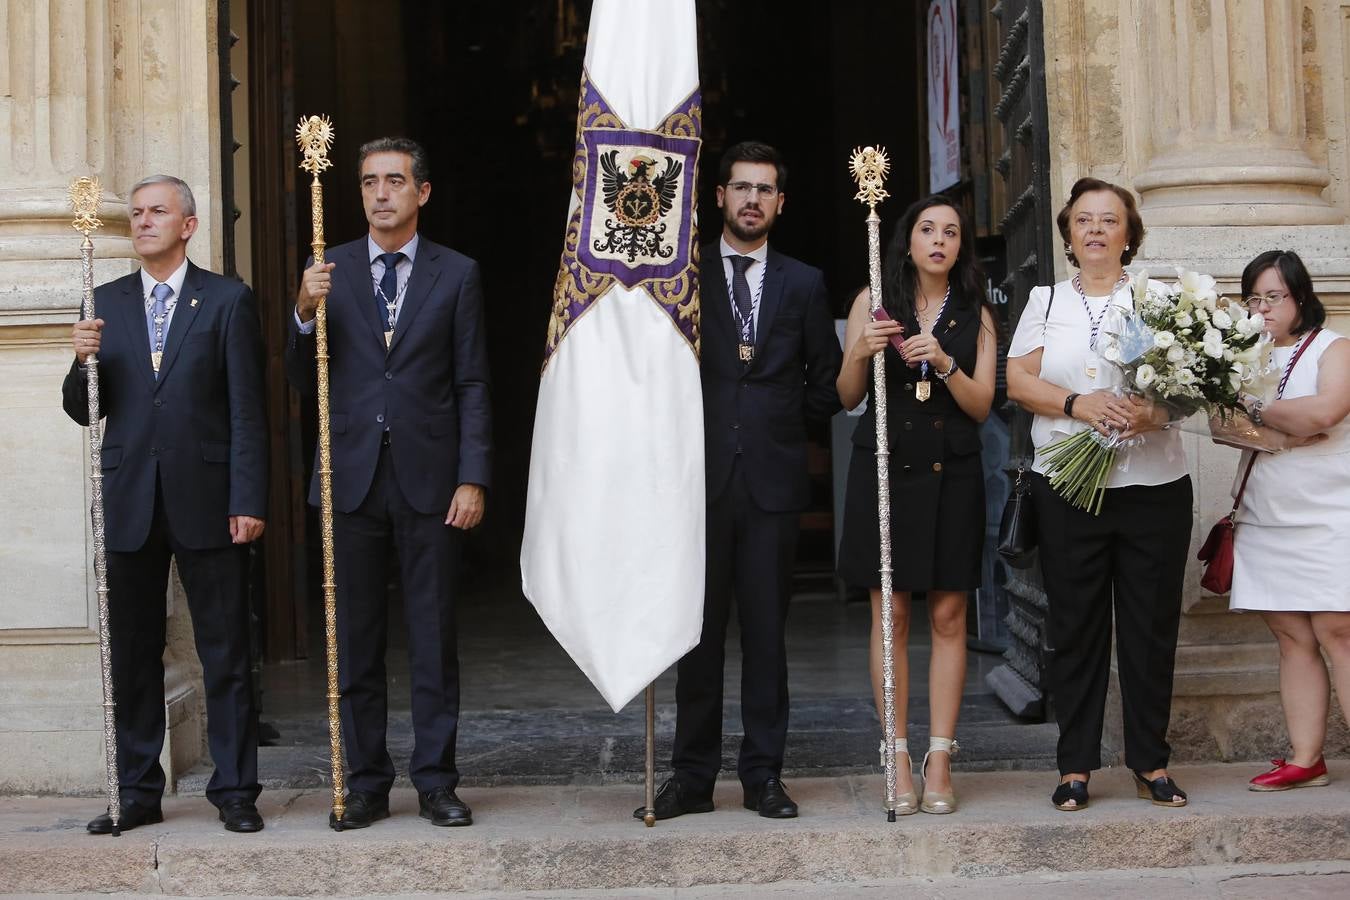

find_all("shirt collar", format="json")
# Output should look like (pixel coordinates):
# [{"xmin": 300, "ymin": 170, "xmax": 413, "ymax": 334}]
[
  {"xmin": 720, "ymin": 236, "xmax": 768, "ymax": 266},
  {"xmin": 139, "ymin": 257, "xmax": 190, "ymax": 301},
  {"xmin": 368, "ymin": 233, "xmax": 419, "ymax": 265}
]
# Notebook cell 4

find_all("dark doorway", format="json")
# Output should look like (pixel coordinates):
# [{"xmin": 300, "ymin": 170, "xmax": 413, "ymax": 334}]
[{"xmin": 247, "ymin": 0, "xmax": 928, "ymax": 660}]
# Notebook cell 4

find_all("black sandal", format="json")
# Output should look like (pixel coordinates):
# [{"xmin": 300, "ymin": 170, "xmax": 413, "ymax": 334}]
[
  {"xmin": 1052, "ymin": 779, "xmax": 1089, "ymax": 811},
  {"xmin": 1133, "ymin": 771, "xmax": 1187, "ymax": 807}
]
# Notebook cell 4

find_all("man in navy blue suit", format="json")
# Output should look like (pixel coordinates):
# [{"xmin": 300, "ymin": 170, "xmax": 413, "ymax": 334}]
[
  {"xmin": 64, "ymin": 174, "xmax": 269, "ymax": 835},
  {"xmin": 641, "ymin": 141, "xmax": 843, "ymax": 821},
  {"xmin": 287, "ymin": 137, "xmax": 492, "ymax": 830}
]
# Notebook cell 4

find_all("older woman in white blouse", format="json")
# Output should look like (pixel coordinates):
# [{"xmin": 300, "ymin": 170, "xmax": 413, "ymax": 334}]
[{"xmin": 1007, "ymin": 177, "xmax": 1191, "ymax": 813}]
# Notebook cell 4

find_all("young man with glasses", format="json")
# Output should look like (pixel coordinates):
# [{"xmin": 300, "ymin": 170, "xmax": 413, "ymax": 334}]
[{"xmin": 639, "ymin": 141, "xmax": 842, "ymax": 821}]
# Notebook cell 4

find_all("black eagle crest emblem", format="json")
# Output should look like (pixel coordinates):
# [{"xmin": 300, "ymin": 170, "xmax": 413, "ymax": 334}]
[{"xmin": 594, "ymin": 150, "xmax": 682, "ymax": 262}]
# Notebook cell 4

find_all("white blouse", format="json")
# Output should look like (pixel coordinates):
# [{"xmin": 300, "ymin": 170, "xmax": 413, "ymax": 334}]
[{"xmin": 1008, "ymin": 276, "xmax": 1187, "ymax": 488}]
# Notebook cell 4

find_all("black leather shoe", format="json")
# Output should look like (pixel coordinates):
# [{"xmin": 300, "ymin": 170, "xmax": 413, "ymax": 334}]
[
  {"xmin": 86, "ymin": 799, "xmax": 163, "ymax": 834},
  {"xmin": 632, "ymin": 776, "xmax": 714, "ymax": 821},
  {"xmin": 218, "ymin": 798, "xmax": 264, "ymax": 833},
  {"xmin": 328, "ymin": 791, "xmax": 390, "ymax": 830},
  {"xmin": 743, "ymin": 778, "xmax": 798, "ymax": 818},
  {"xmin": 419, "ymin": 787, "xmax": 472, "ymax": 827}
]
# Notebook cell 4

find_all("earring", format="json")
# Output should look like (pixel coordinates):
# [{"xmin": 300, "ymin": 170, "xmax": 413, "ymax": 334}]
[
  {"xmin": 1064, "ymin": 243, "xmax": 1071, "ymax": 254},
  {"xmin": 1125, "ymin": 244, "xmax": 1131, "ymax": 252}
]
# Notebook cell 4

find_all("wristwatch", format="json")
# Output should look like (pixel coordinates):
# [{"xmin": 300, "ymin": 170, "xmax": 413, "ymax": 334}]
[
  {"xmin": 1250, "ymin": 399, "xmax": 1265, "ymax": 426},
  {"xmin": 1064, "ymin": 393, "xmax": 1080, "ymax": 417},
  {"xmin": 935, "ymin": 357, "xmax": 959, "ymax": 381}
]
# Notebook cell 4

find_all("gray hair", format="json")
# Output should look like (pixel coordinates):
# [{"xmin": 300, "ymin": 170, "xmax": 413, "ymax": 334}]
[
  {"xmin": 357, "ymin": 137, "xmax": 431, "ymax": 187},
  {"xmin": 128, "ymin": 174, "xmax": 197, "ymax": 218}
]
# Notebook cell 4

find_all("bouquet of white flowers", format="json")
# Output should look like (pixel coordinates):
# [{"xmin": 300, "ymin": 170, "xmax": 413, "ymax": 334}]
[{"xmin": 1039, "ymin": 270, "xmax": 1271, "ymax": 514}]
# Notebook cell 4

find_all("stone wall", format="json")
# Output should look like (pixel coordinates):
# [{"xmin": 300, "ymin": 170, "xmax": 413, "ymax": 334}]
[
  {"xmin": 1041, "ymin": 0, "xmax": 1350, "ymax": 762},
  {"xmin": 0, "ymin": 0, "xmax": 223, "ymax": 793}
]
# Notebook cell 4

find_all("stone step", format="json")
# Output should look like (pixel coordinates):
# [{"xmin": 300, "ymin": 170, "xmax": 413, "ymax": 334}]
[{"xmin": 4, "ymin": 763, "xmax": 1348, "ymax": 896}]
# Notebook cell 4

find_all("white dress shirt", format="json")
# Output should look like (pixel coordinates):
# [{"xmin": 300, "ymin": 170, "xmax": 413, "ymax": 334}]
[
  {"xmin": 140, "ymin": 257, "xmax": 190, "ymax": 345},
  {"xmin": 719, "ymin": 236, "xmax": 768, "ymax": 337},
  {"xmin": 295, "ymin": 234, "xmax": 419, "ymax": 334},
  {"xmin": 1008, "ymin": 276, "xmax": 1187, "ymax": 488}
]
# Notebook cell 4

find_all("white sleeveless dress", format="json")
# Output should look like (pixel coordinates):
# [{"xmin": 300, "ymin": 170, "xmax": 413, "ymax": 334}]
[{"xmin": 1231, "ymin": 329, "xmax": 1350, "ymax": 611}]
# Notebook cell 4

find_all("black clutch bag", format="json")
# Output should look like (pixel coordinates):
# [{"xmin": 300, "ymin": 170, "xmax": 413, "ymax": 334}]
[{"xmin": 997, "ymin": 465, "xmax": 1037, "ymax": 568}]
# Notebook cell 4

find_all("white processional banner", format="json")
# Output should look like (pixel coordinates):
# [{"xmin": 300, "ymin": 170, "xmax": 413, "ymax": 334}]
[{"xmin": 520, "ymin": 0, "xmax": 704, "ymax": 713}]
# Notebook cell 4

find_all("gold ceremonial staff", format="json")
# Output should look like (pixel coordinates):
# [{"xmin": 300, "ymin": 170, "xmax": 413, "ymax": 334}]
[
  {"xmin": 848, "ymin": 147, "xmax": 900, "ymax": 821},
  {"xmin": 70, "ymin": 177, "xmax": 121, "ymax": 835},
  {"xmin": 296, "ymin": 115, "xmax": 348, "ymax": 830}
]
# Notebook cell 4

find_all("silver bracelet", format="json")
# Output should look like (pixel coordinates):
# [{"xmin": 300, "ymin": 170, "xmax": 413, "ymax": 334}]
[
  {"xmin": 1250, "ymin": 399, "xmax": 1265, "ymax": 427},
  {"xmin": 935, "ymin": 357, "xmax": 959, "ymax": 381}
]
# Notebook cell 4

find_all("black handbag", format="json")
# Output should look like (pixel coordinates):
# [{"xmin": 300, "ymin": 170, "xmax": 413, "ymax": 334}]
[{"xmin": 997, "ymin": 464, "xmax": 1037, "ymax": 568}]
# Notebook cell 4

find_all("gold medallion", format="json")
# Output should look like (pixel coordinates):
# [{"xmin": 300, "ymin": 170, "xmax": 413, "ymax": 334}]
[
  {"xmin": 916, "ymin": 379, "xmax": 932, "ymax": 402},
  {"xmin": 385, "ymin": 329, "xmax": 394, "ymax": 350},
  {"xmin": 150, "ymin": 350, "xmax": 162, "ymax": 373},
  {"xmin": 1085, "ymin": 363, "xmax": 1098, "ymax": 379},
  {"xmin": 738, "ymin": 342, "xmax": 754, "ymax": 362}
]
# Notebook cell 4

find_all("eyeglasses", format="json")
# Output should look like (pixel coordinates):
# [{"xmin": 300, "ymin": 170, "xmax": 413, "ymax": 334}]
[
  {"xmin": 1244, "ymin": 291, "xmax": 1290, "ymax": 310},
  {"xmin": 726, "ymin": 181, "xmax": 779, "ymax": 199}
]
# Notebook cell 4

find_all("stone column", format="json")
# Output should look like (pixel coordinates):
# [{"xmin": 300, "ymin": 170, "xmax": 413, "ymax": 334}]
[
  {"xmin": 1122, "ymin": 0, "xmax": 1340, "ymax": 226},
  {"xmin": 0, "ymin": 0, "xmax": 223, "ymax": 793}
]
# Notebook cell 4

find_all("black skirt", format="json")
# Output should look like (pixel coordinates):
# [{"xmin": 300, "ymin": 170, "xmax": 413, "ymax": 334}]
[{"xmin": 836, "ymin": 413, "xmax": 985, "ymax": 592}]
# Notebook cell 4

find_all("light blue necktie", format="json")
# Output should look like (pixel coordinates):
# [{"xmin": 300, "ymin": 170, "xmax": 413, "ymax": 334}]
[{"xmin": 148, "ymin": 282, "xmax": 173, "ymax": 378}]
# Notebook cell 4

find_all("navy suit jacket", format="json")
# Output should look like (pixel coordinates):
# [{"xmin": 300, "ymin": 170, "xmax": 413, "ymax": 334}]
[
  {"xmin": 62, "ymin": 264, "xmax": 269, "ymax": 552},
  {"xmin": 285, "ymin": 235, "xmax": 492, "ymax": 515},
  {"xmin": 701, "ymin": 243, "xmax": 843, "ymax": 512}
]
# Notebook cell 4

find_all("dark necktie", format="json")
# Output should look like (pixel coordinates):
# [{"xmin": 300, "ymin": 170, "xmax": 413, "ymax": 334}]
[
  {"xmin": 376, "ymin": 252, "xmax": 404, "ymax": 331},
  {"xmin": 729, "ymin": 255, "xmax": 755, "ymax": 346}
]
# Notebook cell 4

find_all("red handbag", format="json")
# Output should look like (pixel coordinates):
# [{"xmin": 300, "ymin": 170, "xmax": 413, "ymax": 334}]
[{"xmin": 1197, "ymin": 327, "xmax": 1321, "ymax": 594}]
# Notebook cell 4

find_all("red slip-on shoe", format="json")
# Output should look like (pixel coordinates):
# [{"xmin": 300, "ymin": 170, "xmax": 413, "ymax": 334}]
[{"xmin": 1249, "ymin": 757, "xmax": 1329, "ymax": 792}]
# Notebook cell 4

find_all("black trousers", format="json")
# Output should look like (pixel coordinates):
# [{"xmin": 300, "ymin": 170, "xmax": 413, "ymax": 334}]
[
  {"xmin": 673, "ymin": 458, "xmax": 800, "ymax": 794},
  {"xmin": 334, "ymin": 443, "xmax": 462, "ymax": 795},
  {"xmin": 1032, "ymin": 472, "xmax": 1192, "ymax": 775},
  {"xmin": 106, "ymin": 479, "xmax": 258, "ymax": 807}
]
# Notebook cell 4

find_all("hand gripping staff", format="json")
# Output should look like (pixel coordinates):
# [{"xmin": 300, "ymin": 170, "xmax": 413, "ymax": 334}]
[
  {"xmin": 70, "ymin": 176, "xmax": 122, "ymax": 835},
  {"xmin": 849, "ymin": 147, "xmax": 900, "ymax": 820},
  {"xmin": 296, "ymin": 114, "xmax": 349, "ymax": 830}
]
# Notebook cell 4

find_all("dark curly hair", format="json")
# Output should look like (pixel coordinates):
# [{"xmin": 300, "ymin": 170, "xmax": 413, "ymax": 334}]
[{"xmin": 1055, "ymin": 177, "xmax": 1145, "ymax": 268}]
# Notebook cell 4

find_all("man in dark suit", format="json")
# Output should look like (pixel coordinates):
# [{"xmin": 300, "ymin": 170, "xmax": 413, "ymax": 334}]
[
  {"xmin": 286, "ymin": 137, "xmax": 491, "ymax": 830},
  {"xmin": 64, "ymin": 174, "xmax": 269, "ymax": 835},
  {"xmin": 640, "ymin": 142, "xmax": 842, "ymax": 820}
]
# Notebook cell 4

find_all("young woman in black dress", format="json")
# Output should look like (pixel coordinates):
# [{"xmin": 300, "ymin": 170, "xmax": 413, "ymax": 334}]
[{"xmin": 836, "ymin": 196, "xmax": 998, "ymax": 814}]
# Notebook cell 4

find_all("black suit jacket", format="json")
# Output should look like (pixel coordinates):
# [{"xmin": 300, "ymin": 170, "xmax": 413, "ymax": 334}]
[
  {"xmin": 62, "ymin": 264, "xmax": 269, "ymax": 552},
  {"xmin": 701, "ymin": 243, "xmax": 842, "ymax": 512},
  {"xmin": 285, "ymin": 236, "xmax": 492, "ymax": 515}
]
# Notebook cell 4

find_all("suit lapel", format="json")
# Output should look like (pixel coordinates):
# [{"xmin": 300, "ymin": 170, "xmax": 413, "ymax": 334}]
[
  {"xmin": 116, "ymin": 273, "xmax": 157, "ymax": 391},
  {"xmin": 154, "ymin": 263, "xmax": 206, "ymax": 388},
  {"xmin": 340, "ymin": 241, "xmax": 387, "ymax": 351},
  {"xmin": 753, "ymin": 248, "xmax": 785, "ymax": 363},
  {"xmin": 387, "ymin": 238, "xmax": 442, "ymax": 356}
]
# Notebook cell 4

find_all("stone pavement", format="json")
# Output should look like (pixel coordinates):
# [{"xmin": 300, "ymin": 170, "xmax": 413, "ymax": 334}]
[{"xmin": 4, "ymin": 763, "xmax": 1349, "ymax": 896}]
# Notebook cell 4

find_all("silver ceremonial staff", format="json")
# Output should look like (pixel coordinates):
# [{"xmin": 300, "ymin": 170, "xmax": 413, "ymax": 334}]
[
  {"xmin": 848, "ymin": 147, "xmax": 899, "ymax": 821},
  {"xmin": 70, "ymin": 176, "xmax": 121, "ymax": 835}
]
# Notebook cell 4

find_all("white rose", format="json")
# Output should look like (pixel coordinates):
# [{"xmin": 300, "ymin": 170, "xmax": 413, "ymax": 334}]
[
  {"xmin": 1175, "ymin": 368, "xmax": 1196, "ymax": 385},
  {"xmin": 1153, "ymin": 331, "xmax": 1176, "ymax": 349},
  {"xmin": 1175, "ymin": 311, "xmax": 1193, "ymax": 328},
  {"xmin": 1135, "ymin": 364, "xmax": 1157, "ymax": 389},
  {"xmin": 1195, "ymin": 306, "xmax": 1210, "ymax": 323},
  {"xmin": 1234, "ymin": 316, "xmax": 1258, "ymax": 337},
  {"xmin": 1212, "ymin": 309, "xmax": 1233, "ymax": 330},
  {"xmin": 1167, "ymin": 344, "xmax": 1186, "ymax": 363}
]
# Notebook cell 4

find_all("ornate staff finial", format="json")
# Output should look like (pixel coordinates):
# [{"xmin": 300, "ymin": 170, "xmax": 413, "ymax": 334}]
[
  {"xmin": 848, "ymin": 146, "xmax": 891, "ymax": 210},
  {"xmin": 296, "ymin": 115, "xmax": 335, "ymax": 176},
  {"xmin": 69, "ymin": 177, "xmax": 104, "ymax": 237}
]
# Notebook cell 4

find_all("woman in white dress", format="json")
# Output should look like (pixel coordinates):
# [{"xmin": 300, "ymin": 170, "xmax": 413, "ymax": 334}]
[{"xmin": 1229, "ymin": 250, "xmax": 1350, "ymax": 791}]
